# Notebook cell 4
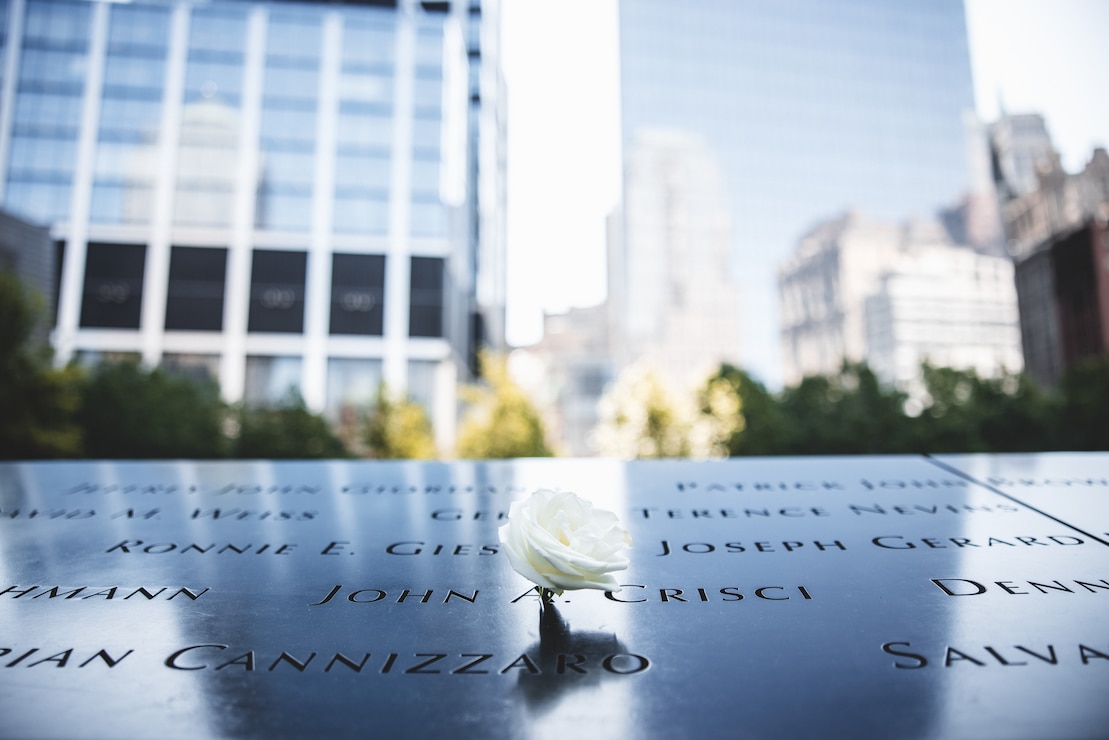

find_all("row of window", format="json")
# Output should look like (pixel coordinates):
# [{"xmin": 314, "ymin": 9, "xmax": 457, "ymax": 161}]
[
  {"xmin": 71, "ymin": 243, "xmax": 444, "ymax": 338},
  {"xmin": 6, "ymin": 0, "xmax": 448, "ymax": 230},
  {"xmin": 72, "ymin": 352, "xmax": 437, "ymax": 420}
]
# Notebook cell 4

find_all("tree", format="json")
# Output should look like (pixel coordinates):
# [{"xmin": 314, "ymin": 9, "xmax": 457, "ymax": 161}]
[
  {"xmin": 1056, "ymin": 355, "xmax": 1109, "ymax": 451},
  {"xmin": 364, "ymin": 384, "xmax": 438, "ymax": 459},
  {"xmin": 699, "ymin": 364, "xmax": 795, "ymax": 456},
  {"xmin": 456, "ymin": 353, "xmax": 553, "ymax": 459},
  {"xmin": 0, "ymin": 270, "xmax": 83, "ymax": 459},
  {"xmin": 232, "ymin": 395, "xmax": 349, "ymax": 459},
  {"xmin": 914, "ymin": 364, "xmax": 1057, "ymax": 453},
  {"xmin": 77, "ymin": 361, "xmax": 227, "ymax": 459},
  {"xmin": 594, "ymin": 363, "xmax": 697, "ymax": 458},
  {"xmin": 775, "ymin": 362, "xmax": 912, "ymax": 454}
]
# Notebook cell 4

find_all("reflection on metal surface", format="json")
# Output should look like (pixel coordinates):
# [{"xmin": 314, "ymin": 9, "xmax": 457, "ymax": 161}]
[
  {"xmin": 0, "ymin": 456, "xmax": 1107, "ymax": 738},
  {"xmin": 517, "ymin": 602, "xmax": 631, "ymax": 710}
]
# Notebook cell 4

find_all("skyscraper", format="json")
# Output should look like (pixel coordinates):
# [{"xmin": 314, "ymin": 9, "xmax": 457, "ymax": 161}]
[
  {"xmin": 989, "ymin": 113, "xmax": 1056, "ymax": 203},
  {"xmin": 0, "ymin": 0, "xmax": 504, "ymax": 446},
  {"xmin": 1000, "ymin": 145, "xmax": 1109, "ymax": 387},
  {"xmin": 612, "ymin": 128, "xmax": 742, "ymax": 386},
  {"xmin": 614, "ymin": 0, "xmax": 982, "ymax": 387}
]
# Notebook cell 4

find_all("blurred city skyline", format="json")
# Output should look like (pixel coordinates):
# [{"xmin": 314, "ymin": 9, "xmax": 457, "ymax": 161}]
[{"xmin": 502, "ymin": 0, "xmax": 1109, "ymax": 388}]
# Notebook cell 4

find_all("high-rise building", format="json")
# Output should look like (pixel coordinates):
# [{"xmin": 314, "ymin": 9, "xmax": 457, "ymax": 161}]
[
  {"xmin": 864, "ymin": 242, "xmax": 1022, "ymax": 390},
  {"xmin": 0, "ymin": 207, "xmax": 52, "ymax": 346},
  {"xmin": 1000, "ymin": 145, "xmax": 1109, "ymax": 387},
  {"xmin": 779, "ymin": 212, "xmax": 906, "ymax": 383},
  {"xmin": 989, "ymin": 113, "xmax": 1057, "ymax": 203},
  {"xmin": 1014, "ymin": 220, "xmax": 1109, "ymax": 389},
  {"xmin": 610, "ymin": 128, "xmax": 742, "ymax": 388},
  {"xmin": 1002, "ymin": 147, "xmax": 1109, "ymax": 260},
  {"xmin": 615, "ymin": 0, "xmax": 983, "ymax": 387},
  {"xmin": 778, "ymin": 211, "xmax": 1021, "ymax": 387},
  {"xmin": 0, "ymin": 0, "xmax": 505, "ymax": 447}
]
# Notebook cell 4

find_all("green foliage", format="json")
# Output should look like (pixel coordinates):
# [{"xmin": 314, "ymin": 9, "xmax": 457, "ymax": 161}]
[
  {"xmin": 695, "ymin": 359, "xmax": 1104, "ymax": 456},
  {"xmin": 914, "ymin": 363, "xmax": 1056, "ymax": 453},
  {"xmin": 774, "ymin": 363, "xmax": 912, "ymax": 455},
  {"xmin": 233, "ymin": 396, "xmax": 349, "ymax": 459},
  {"xmin": 701, "ymin": 364, "xmax": 790, "ymax": 456},
  {"xmin": 0, "ymin": 271, "xmax": 83, "ymax": 459},
  {"xmin": 364, "ymin": 384, "xmax": 438, "ymax": 459},
  {"xmin": 77, "ymin": 361, "xmax": 227, "ymax": 459},
  {"xmin": 456, "ymin": 353, "xmax": 553, "ymax": 459},
  {"xmin": 1055, "ymin": 355, "xmax": 1109, "ymax": 451},
  {"xmin": 595, "ymin": 364, "xmax": 696, "ymax": 458},
  {"xmin": 695, "ymin": 370, "xmax": 746, "ymax": 457}
]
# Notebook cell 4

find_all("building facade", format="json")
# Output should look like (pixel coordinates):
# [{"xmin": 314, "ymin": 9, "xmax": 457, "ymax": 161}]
[
  {"xmin": 989, "ymin": 113, "xmax": 1057, "ymax": 203},
  {"xmin": 999, "ymin": 146, "xmax": 1109, "ymax": 387},
  {"xmin": 610, "ymin": 128, "xmax": 742, "ymax": 388},
  {"xmin": 0, "ymin": 207, "xmax": 52, "ymax": 346},
  {"xmin": 615, "ymin": 0, "xmax": 983, "ymax": 387},
  {"xmin": 779, "ymin": 211, "xmax": 1022, "ymax": 388},
  {"xmin": 1002, "ymin": 147, "xmax": 1109, "ymax": 260},
  {"xmin": 864, "ymin": 243, "xmax": 1022, "ymax": 389},
  {"xmin": 778, "ymin": 212, "xmax": 905, "ymax": 383},
  {"xmin": 513, "ymin": 304, "xmax": 613, "ymax": 457},
  {"xmin": 0, "ymin": 0, "xmax": 504, "ymax": 447}
]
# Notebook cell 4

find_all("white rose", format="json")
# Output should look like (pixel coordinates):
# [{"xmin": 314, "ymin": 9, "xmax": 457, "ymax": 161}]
[{"xmin": 498, "ymin": 489, "xmax": 632, "ymax": 595}]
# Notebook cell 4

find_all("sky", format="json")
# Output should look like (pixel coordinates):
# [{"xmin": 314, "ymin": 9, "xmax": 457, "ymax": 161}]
[{"xmin": 500, "ymin": 0, "xmax": 1109, "ymax": 365}]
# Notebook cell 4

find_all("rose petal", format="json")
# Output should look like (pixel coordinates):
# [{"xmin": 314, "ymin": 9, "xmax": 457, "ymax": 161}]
[{"xmin": 499, "ymin": 489, "xmax": 632, "ymax": 594}]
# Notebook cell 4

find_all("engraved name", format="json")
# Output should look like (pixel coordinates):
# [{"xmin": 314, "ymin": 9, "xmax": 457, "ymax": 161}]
[
  {"xmin": 107, "ymin": 540, "xmax": 296, "ymax": 555},
  {"xmin": 1, "ymin": 647, "xmax": 133, "ymax": 668},
  {"xmin": 882, "ymin": 641, "xmax": 1109, "ymax": 668},
  {"xmin": 931, "ymin": 578, "xmax": 1109, "ymax": 596},
  {"xmin": 0, "ymin": 585, "xmax": 208, "ymax": 601},
  {"xmin": 310, "ymin": 585, "xmax": 479, "ymax": 606},
  {"xmin": 872, "ymin": 535, "xmax": 1085, "ymax": 549},
  {"xmin": 655, "ymin": 540, "xmax": 846, "ymax": 555},
  {"xmin": 601, "ymin": 585, "xmax": 815, "ymax": 603},
  {"xmin": 163, "ymin": 646, "xmax": 650, "ymax": 675}
]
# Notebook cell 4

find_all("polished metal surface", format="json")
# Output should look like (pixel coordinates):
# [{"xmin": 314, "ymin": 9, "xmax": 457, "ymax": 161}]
[{"xmin": 1, "ymin": 456, "xmax": 1107, "ymax": 738}]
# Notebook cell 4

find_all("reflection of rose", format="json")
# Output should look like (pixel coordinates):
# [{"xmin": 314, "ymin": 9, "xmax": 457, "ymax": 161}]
[{"xmin": 499, "ymin": 489, "xmax": 632, "ymax": 596}]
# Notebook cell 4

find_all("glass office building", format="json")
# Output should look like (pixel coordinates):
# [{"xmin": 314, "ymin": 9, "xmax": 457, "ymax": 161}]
[
  {"xmin": 614, "ymin": 0, "xmax": 981, "ymax": 387},
  {"xmin": 0, "ymin": 0, "xmax": 504, "ymax": 444}
]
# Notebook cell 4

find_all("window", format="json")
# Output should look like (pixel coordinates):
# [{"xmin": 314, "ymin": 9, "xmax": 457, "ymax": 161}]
[
  {"xmin": 410, "ymin": 198, "xmax": 448, "ymax": 237},
  {"xmin": 23, "ymin": 1, "xmax": 91, "ymax": 50},
  {"xmin": 334, "ymin": 152, "xmax": 390, "ymax": 190},
  {"xmin": 256, "ymin": 186, "xmax": 313, "ymax": 232},
  {"xmin": 162, "ymin": 353, "xmax": 220, "ymax": 384},
  {"xmin": 336, "ymin": 107, "xmax": 392, "ymax": 151},
  {"xmin": 244, "ymin": 355, "xmax": 302, "ymax": 406},
  {"xmin": 248, "ymin": 250, "xmax": 306, "ymax": 333},
  {"xmin": 332, "ymin": 195, "xmax": 389, "ymax": 234},
  {"xmin": 79, "ymin": 243, "xmax": 145, "ymax": 329},
  {"xmin": 330, "ymin": 253, "xmax": 385, "ymax": 335},
  {"xmin": 165, "ymin": 247, "xmax": 227, "ymax": 331},
  {"xmin": 411, "ymin": 156, "xmax": 440, "ymax": 197},
  {"xmin": 407, "ymin": 359, "xmax": 437, "ymax": 412},
  {"xmin": 267, "ymin": 9, "xmax": 322, "ymax": 65},
  {"xmin": 326, "ymin": 357, "xmax": 383, "ymax": 423},
  {"xmin": 408, "ymin": 256, "xmax": 443, "ymax": 337},
  {"xmin": 411, "ymin": 116, "xmax": 440, "ymax": 155},
  {"xmin": 107, "ymin": 3, "xmax": 169, "ymax": 56},
  {"xmin": 413, "ymin": 73, "xmax": 442, "ymax": 114},
  {"xmin": 341, "ymin": 17, "xmax": 396, "ymax": 70}
]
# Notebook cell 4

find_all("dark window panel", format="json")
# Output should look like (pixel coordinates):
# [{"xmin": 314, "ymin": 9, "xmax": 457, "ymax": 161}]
[
  {"xmin": 165, "ymin": 246, "xmax": 227, "ymax": 331},
  {"xmin": 248, "ymin": 249, "xmax": 306, "ymax": 333},
  {"xmin": 52, "ymin": 239, "xmax": 65, "ymax": 327},
  {"xmin": 409, "ymin": 255, "xmax": 443, "ymax": 338},
  {"xmin": 79, "ymin": 242, "xmax": 145, "ymax": 329},
  {"xmin": 330, "ymin": 252, "xmax": 385, "ymax": 336}
]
